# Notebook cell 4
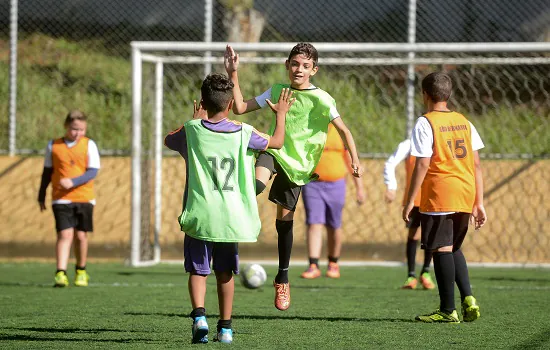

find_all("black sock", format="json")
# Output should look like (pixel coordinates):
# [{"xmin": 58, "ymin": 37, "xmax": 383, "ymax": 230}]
[
  {"xmin": 406, "ymin": 239, "xmax": 417, "ymax": 277},
  {"xmin": 453, "ymin": 249, "xmax": 472, "ymax": 302},
  {"xmin": 309, "ymin": 257, "xmax": 319, "ymax": 267},
  {"xmin": 275, "ymin": 220, "xmax": 293, "ymax": 284},
  {"xmin": 433, "ymin": 252, "xmax": 455, "ymax": 314},
  {"xmin": 217, "ymin": 319, "xmax": 232, "ymax": 332},
  {"xmin": 420, "ymin": 249, "xmax": 432, "ymax": 275},
  {"xmin": 56, "ymin": 269, "xmax": 66, "ymax": 275},
  {"xmin": 76, "ymin": 265, "xmax": 86, "ymax": 271},
  {"xmin": 190, "ymin": 307, "xmax": 206, "ymax": 319},
  {"xmin": 328, "ymin": 256, "xmax": 339, "ymax": 264}
]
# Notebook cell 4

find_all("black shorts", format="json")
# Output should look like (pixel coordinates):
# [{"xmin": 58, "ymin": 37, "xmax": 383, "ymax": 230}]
[
  {"xmin": 256, "ymin": 152, "xmax": 302, "ymax": 211},
  {"xmin": 52, "ymin": 203, "xmax": 94, "ymax": 232},
  {"xmin": 420, "ymin": 212, "xmax": 470, "ymax": 251},
  {"xmin": 405, "ymin": 206, "xmax": 421, "ymax": 229}
]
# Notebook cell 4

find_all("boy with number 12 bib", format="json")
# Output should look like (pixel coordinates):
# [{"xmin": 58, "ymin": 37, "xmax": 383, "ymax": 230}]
[
  {"xmin": 165, "ymin": 73, "xmax": 294, "ymax": 344},
  {"xmin": 225, "ymin": 43, "xmax": 363, "ymax": 311}
]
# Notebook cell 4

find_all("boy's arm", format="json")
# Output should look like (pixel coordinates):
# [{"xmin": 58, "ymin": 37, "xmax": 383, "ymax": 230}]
[
  {"xmin": 265, "ymin": 88, "xmax": 295, "ymax": 149},
  {"xmin": 61, "ymin": 139, "xmax": 101, "ymax": 190},
  {"xmin": 224, "ymin": 45, "xmax": 261, "ymax": 115},
  {"xmin": 331, "ymin": 117, "xmax": 362, "ymax": 177},
  {"xmin": 383, "ymin": 139, "xmax": 411, "ymax": 203},
  {"xmin": 471, "ymin": 151, "xmax": 487, "ymax": 230},
  {"xmin": 402, "ymin": 157, "xmax": 430, "ymax": 222},
  {"xmin": 38, "ymin": 141, "xmax": 53, "ymax": 211}
]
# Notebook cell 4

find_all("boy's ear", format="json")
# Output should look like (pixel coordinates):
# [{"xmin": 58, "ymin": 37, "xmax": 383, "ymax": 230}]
[
  {"xmin": 285, "ymin": 60, "xmax": 289, "ymax": 70},
  {"xmin": 227, "ymin": 99, "xmax": 234, "ymax": 111},
  {"xmin": 310, "ymin": 65, "xmax": 319, "ymax": 76}
]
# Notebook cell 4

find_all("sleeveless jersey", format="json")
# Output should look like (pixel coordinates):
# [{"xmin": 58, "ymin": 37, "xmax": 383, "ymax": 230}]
[
  {"xmin": 51, "ymin": 137, "xmax": 95, "ymax": 203},
  {"xmin": 402, "ymin": 155, "xmax": 422, "ymax": 207},
  {"xmin": 178, "ymin": 119, "xmax": 261, "ymax": 242},
  {"xmin": 420, "ymin": 111, "xmax": 476, "ymax": 213},
  {"xmin": 266, "ymin": 84, "xmax": 335, "ymax": 185},
  {"xmin": 314, "ymin": 124, "xmax": 348, "ymax": 182}
]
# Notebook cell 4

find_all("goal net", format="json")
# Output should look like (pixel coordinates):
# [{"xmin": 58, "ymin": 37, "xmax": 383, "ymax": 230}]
[{"xmin": 130, "ymin": 42, "xmax": 550, "ymax": 267}]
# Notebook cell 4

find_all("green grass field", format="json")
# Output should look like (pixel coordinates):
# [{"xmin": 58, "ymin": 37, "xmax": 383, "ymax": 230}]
[{"xmin": 1, "ymin": 263, "xmax": 549, "ymax": 349}]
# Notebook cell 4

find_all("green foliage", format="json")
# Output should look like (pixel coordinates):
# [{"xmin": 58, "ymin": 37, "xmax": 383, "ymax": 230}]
[{"xmin": 1, "ymin": 263, "xmax": 549, "ymax": 349}]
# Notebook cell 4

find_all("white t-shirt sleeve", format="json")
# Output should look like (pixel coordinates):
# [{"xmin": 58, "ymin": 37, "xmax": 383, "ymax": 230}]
[
  {"xmin": 383, "ymin": 139, "xmax": 411, "ymax": 190},
  {"xmin": 469, "ymin": 122, "xmax": 485, "ymax": 151},
  {"xmin": 254, "ymin": 87, "xmax": 272, "ymax": 108},
  {"xmin": 410, "ymin": 117, "xmax": 434, "ymax": 157},
  {"xmin": 87, "ymin": 139, "xmax": 101, "ymax": 169},
  {"xmin": 328, "ymin": 105, "xmax": 340, "ymax": 121},
  {"xmin": 43, "ymin": 140, "xmax": 53, "ymax": 168}
]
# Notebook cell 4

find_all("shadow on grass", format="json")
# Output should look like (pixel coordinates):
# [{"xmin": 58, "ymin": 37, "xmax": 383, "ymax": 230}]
[
  {"xmin": 508, "ymin": 328, "xmax": 550, "ymax": 350},
  {"xmin": 123, "ymin": 311, "xmax": 415, "ymax": 323},
  {"xmin": 0, "ymin": 334, "xmax": 152, "ymax": 343},
  {"xmin": 3, "ymin": 326, "xmax": 145, "ymax": 333},
  {"xmin": 477, "ymin": 276, "xmax": 550, "ymax": 283}
]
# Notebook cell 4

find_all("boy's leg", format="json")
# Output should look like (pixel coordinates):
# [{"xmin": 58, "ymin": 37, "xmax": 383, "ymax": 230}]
[
  {"xmin": 73, "ymin": 230, "xmax": 88, "ymax": 269},
  {"xmin": 403, "ymin": 207, "xmax": 421, "ymax": 289},
  {"xmin": 255, "ymin": 152, "xmax": 275, "ymax": 195},
  {"xmin": 275, "ymin": 205, "xmax": 295, "ymax": 284},
  {"xmin": 212, "ymin": 243, "xmax": 238, "ymax": 343},
  {"xmin": 301, "ymin": 224, "xmax": 323, "ymax": 279},
  {"xmin": 415, "ymin": 214, "xmax": 459, "ymax": 322},
  {"xmin": 184, "ymin": 235, "xmax": 212, "ymax": 343},
  {"xmin": 301, "ymin": 181, "xmax": 325, "ymax": 278},
  {"xmin": 451, "ymin": 213, "xmax": 480, "ymax": 322},
  {"xmin": 324, "ymin": 178, "xmax": 345, "ymax": 278},
  {"xmin": 56, "ymin": 228, "xmax": 74, "ymax": 271}
]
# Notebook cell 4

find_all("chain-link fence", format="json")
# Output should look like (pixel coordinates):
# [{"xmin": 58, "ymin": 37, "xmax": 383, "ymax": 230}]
[{"xmin": 0, "ymin": 0, "xmax": 549, "ymax": 263}]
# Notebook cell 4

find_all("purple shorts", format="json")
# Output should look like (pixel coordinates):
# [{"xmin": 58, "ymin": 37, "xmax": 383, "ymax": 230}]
[
  {"xmin": 184, "ymin": 235, "xmax": 239, "ymax": 275},
  {"xmin": 302, "ymin": 178, "xmax": 346, "ymax": 229}
]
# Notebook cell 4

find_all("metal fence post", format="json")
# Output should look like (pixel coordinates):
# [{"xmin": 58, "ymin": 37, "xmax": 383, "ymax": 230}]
[
  {"xmin": 406, "ymin": 0, "xmax": 417, "ymax": 138},
  {"xmin": 204, "ymin": 0, "xmax": 213, "ymax": 76},
  {"xmin": 8, "ymin": 0, "xmax": 18, "ymax": 157}
]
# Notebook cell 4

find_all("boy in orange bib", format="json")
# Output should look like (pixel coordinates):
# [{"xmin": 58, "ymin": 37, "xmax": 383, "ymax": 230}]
[
  {"xmin": 38, "ymin": 111, "xmax": 100, "ymax": 287},
  {"xmin": 403, "ymin": 72, "xmax": 487, "ymax": 323}
]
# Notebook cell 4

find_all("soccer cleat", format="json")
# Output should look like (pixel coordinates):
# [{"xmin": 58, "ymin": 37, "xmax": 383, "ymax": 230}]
[
  {"xmin": 401, "ymin": 276, "xmax": 418, "ymax": 289},
  {"xmin": 273, "ymin": 281, "xmax": 290, "ymax": 311},
  {"xmin": 54, "ymin": 271, "xmax": 69, "ymax": 288},
  {"xmin": 415, "ymin": 309, "xmax": 460, "ymax": 323},
  {"xmin": 326, "ymin": 262, "xmax": 340, "ymax": 278},
  {"xmin": 192, "ymin": 316, "xmax": 209, "ymax": 344},
  {"xmin": 461, "ymin": 296, "xmax": 480, "ymax": 322},
  {"xmin": 419, "ymin": 272, "xmax": 435, "ymax": 290},
  {"xmin": 215, "ymin": 328, "xmax": 233, "ymax": 344},
  {"xmin": 74, "ymin": 269, "xmax": 90, "ymax": 287},
  {"xmin": 300, "ymin": 264, "xmax": 321, "ymax": 279}
]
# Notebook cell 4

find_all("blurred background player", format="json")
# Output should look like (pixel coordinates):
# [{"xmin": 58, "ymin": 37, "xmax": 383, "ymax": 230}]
[
  {"xmin": 165, "ymin": 73, "xmax": 294, "ymax": 344},
  {"xmin": 403, "ymin": 72, "xmax": 486, "ymax": 323},
  {"xmin": 225, "ymin": 43, "xmax": 363, "ymax": 311},
  {"xmin": 38, "ymin": 110, "xmax": 100, "ymax": 288},
  {"xmin": 384, "ymin": 139, "xmax": 435, "ymax": 290},
  {"xmin": 300, "ymin": 124, "xmax": 365, "ymax": 279}
]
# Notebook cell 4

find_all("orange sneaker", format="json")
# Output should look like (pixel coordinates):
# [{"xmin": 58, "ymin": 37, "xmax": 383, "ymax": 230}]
[
  {"xmin": 301, "ymin": 264, "xmax": 321, "ymax": 279},
  {"xmin": 273, "ymin": 281, "xmax": 290, "ymax": 311},
  {"xmin": 401, "ymin": 276, "xmax": 418, "ymax": 289},
  {"xmin": 420, "ymin": 272, "xmax": 435, "ymax": 290},
  {"xmin": 326, "ymin": 262, "xmax": 340, "ymax": 278}
]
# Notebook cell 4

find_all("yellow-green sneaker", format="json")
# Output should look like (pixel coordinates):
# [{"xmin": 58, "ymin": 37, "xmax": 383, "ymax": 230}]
[
  {"xmin": 461, "ymin": 296, "xmax": 480, "ymax": 322},
  {"xmin": 74, "ymin": 269, "xmax": 90, "ymax": 287},
  {"xmin": 54, "ymin": 271, "xmax": 69, "ymax": 288},
  {"xmin": 415, "ymin": 309, "xmax": 460, "ymax": 323}
]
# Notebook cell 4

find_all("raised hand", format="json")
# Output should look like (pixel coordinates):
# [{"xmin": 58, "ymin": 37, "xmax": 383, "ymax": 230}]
[
  {"xmin": 193, "ymin": 100, "xmax": 207, "ymax": 120},
  {"xmin": 265, "ymin": 88, "xmax": 296, "ymax": 114},
  {"xmin": 224, "ymin": 45, "xmax": 239, "ymax": 74}
]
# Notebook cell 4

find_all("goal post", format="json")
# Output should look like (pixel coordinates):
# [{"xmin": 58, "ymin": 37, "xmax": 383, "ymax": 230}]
[{"xmin": 130, "ymin": 41, "xmax": 550, "ymax": 267}]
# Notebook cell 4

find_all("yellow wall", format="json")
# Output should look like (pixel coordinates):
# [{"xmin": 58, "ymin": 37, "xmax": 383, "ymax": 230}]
[{"xmin": 0, "ymin": 156, "xmax": 548, "ymax": 263}]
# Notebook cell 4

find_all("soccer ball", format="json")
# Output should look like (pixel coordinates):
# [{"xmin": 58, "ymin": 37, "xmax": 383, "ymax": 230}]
[{"xmin": 240, "ymin": 264, "xmax": 267, "ymax": 289}]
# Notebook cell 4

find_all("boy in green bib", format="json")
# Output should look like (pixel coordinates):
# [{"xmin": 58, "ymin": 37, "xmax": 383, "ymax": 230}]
[
  {"xmin": 224, "ymin": 43, "xmax": 363, "ymax": 311},
  {"xmin": 165, "ymin": 73, "xmax": 295, "ymax": 344}
]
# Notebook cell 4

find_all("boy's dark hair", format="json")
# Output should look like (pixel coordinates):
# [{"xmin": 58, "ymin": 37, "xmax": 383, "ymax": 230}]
[
  {"xmin": 201, "ymin": 73, "xmax": 234, "ymax": 113},
  {"xmin": 288, "ymin": 42, "xmax": 318, "ymax": 66},
  {"xmin": 422, "ymin": 72, "xmax": 453, "ymax": 102},
  {"xmin": 64, "ymin": 110, "xmax": 87, "ymax": 127}
]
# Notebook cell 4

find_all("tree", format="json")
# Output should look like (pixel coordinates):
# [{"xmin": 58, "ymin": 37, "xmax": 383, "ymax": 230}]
[{"xmin": 221, "ymin": 0, "xmax": 265, "ymax": 43}]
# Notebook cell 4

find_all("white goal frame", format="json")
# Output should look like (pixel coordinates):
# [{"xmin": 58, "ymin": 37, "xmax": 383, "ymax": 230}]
[{"xmin": 130, "ymin": 41, "xmax": 550, "ymax": 267}]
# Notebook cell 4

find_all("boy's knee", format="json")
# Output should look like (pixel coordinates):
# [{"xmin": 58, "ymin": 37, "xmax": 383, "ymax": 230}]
[{"xmin": 255, "ymin": 179, "xmax": 266, "ymax": 195}]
